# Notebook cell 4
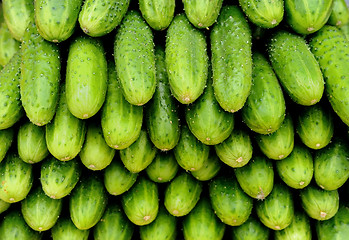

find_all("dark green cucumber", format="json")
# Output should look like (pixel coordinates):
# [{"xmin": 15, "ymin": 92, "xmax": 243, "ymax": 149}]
[
  {"xmin": 40, "ymin": 157, "xmax": 81, "ymax": 199},
  {"xmin": 256, "ymin": 183, "xmax": 294, "ymax": 230},
  {"xmin": 66, "ymin": 35, "xmax": 107, "ymax": 119},
  {"xmin": 79, "ymin": 0, "xmax": 130, "ymax": 37},
  {"xmin": 121, "ymin": 176, "xmax": 159, "ymax": 226},
  {"xmin": 21, "ymin": 186, "xmax": 62, "ymax": 231},
  {"xmin": 34, "ymin": 0, "xmax": 82, "ymax": 42},
  {"xmin": 104, "ymin": 158, "xmax": 138, "ymax": 196},
  {"xmin": 79, "ymin": 121, "xmax": 115, "ymax": 171},
  {"xmin": 45, "ymin": 85, "xmax": 86, "ymax": 161},
  {"xmin": 242, "ymin": 52, "xmax": 286, "ymax": 134},
  {"xmin": 231, "ymin": 215, "xmax": 270, "ymax": 240},
  {"xmin": 0, "ymin": 153, "xmax": 33, "ymax": 203},
  {"xmin": 165, "ymin": 13, "xmax": 208, "ymax": 104},
  {"xmin": 275, "ymin": 143, "xmax": 314, "ymax": 189},
  {"xmin": 0, "ymin": 127, "xmax": 14, "ymax": 162},
  {"xmin": 328, "ymin": 0, "xmax": 349, "ymax": 26},
  {"xmin": 182, "ymin": 0, "xmax": 223, "ymax": 29},
  {"xmin": 139, "ymin": 0, "xmax": 175, "ymax": 30},
  {"xmin": 239, "ymin": 0, "xmax": 284, "ymax": 28},
  {"xmin": 211, "ymin": 5, "xmax": 252, "ymax": 113},
  {"xmin": 173, "ymin": 124, "xmax": 209, "ymax": 171},
  {"xmin": 182, "ymin": 197, "xmax": 226, "ymax": 240},
  {"xmin": 69, "ymin": 174, "xmax": 108, "ymax": 230},
  {"xmin": 0, "ymin": 198, "xmax": 10, "ymax": 214},
  {"xmin": 139, "ymin": 205, "xmax": 177, "ymax": 240},
  {"xmin": 275, "ymin": 210, "xmax": 312, "ymax": 240},
  {"xmin": 214, "ymin": 128, "xmax": 253, "ymax": 168},
  {"xmin": 51, "ymin": 216, "xmax": 89, "ymax": 240},
  {"xmin": 145, "ymin": 151, "xmax": 179, "ymax": 183},
  {"xmin": 114, "ymin": 10, "xmax": 156, "ymax": 106},
  {"xmin": 191, "ymin": 149, "xmax": 221, "ymax": 181},
  {"xmin": 146, "ymin": 46, "xmax": 180, "ymax": 151},
  {"xmin": 268, "ymin": 30, "xmax": 324, "ymax": 105},
  {"xmin": 185, "ymin": 74, "xmax": 234, "ymax": 145},
  {"xmin": 300, "ymin": 184, "xmax": 339, "ymax": 220},
  {"xmin": 285, "ymin": 0, "xmax": 333, "ymax": 34},
  {"xmin": 0, "ymin": 51, "xmax": 23, "ymax": 130},
  {"xmin": 234, "ymin": 154, "xmax": 274, "ymax": 200},
  {"xmin": 101, "ymin": 61, "xmax": 143, "ymax": 150},
  {"xmin": 309, "ymin": 25, "xmax": 349, "ymax": 126},
  {"xmin": 0, "ymin": 22, "xmax": 20, "ymax": 66},
  {"xmin": 314, "ymin": 138, "xmax": 349, "ymax": 190},
  {"xmin": 17, "ymin": 121, "xmax": 49, "ymax": 164},
  {"xmin": 164, "ymin": 171, "xmax": 202, "ymax": 217},
  {"xmin": 255, "ymin": 114, "xmax": 294, "ymax": 160},
  {"xmin": 21, "ymin": 21, "xmax": 60, "ymax": 126},
  {"xmin": 209, "ymin": 175, "xmax": 253, "ymax": 226},
  {"xmin": 93, "ymin": 202, "xmax": 134, "ymax": 240}
]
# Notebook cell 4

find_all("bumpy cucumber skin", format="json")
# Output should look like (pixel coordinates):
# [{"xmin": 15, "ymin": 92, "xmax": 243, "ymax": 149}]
[
  {"xmin": 51, "ymin": 216, "xmax": 89, "ymax": 240},
  {"xmin": 66, "ymin": 35, "xmax": 107, "ymax": 119},
  {"xmin": 165, "ymin": 14, "xmax": 208, "ymax": 104},
  {"xmin": 114, "ymin": 10, "xmax": 156, "ymax": 106},
  {"xmin": 101, "ymin": 61, "xmax": 143, "ymax": 150},
  {"xmin": 231, "ymin": 215, "xmax": 270, "ymax": 240},
  {"xmin": 285, "ymin": 0, "xmax": 333, "ymax": 34},
  {"xmin": 146, "ymin": 46, "xmax": 180, "ymax": 151},
  {"xmin": 242, "ymin": 52, "xmax": 286, "ymax": 134},
  {"xmin": 146, "ymin": 151, "xmax": 179, "ymax": 183},
  {"xmin": 268, "ymin": 30, "xmax": 324, "ymax": 106},
  {"xmin": 211, "ymin": 6, "xmax": 252, "ymax": 113},
  {"xmin": 2, "ymin": 0, "xmax": 34, "ymax": 41},
  {"xmin": 79, "ymin": 0, "xmax": 130, "ymax": 37},
  {"xmin": 0, "ymin": 22, "xmax": 20, "ymax": 66},
  {"xmin": 0, "ymin": 127, "xmax": 14, "ymax": 162},
  {"xmin": 21, "ymin": 22, "xmax": 60, "ymax": 126},
  {"xmin": 275, "ymin": 210, "xmax": 312, "ymax": 240},
  {"xmin": 0, "ymin": 51, "xmax": 23, "ymax": 130},
  {"xmin": 34, "ymin": 0, "xmax": 82, "ymax": 42},
  {"xmin": 309, "ymin": 25, "xmax": 349, "ymax": 126},
  {"xmin": 328, "ymin": 0, "xmax": 349, "ymax": 26},
  {"xmin": 182, "ymin": 0, "xmax": 223, "ymax": 29},
  {"xmin": 139, "ymin": 0, "xmax": 175, "ymax": 30},
  {"xmin": 239, "ymin": 0, "xmax": 284, "ymax": 28}
]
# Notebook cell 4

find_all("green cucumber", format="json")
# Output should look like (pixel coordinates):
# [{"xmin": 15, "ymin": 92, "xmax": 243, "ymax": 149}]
[
  {"xmin": 0, "ymin": 22, "xmax": 20, "ymax": 66},
  {"xmin": 139, "ymin": 0, "xmax": 175, "ymax": 30},
  {"xmin": 51, "ymin": 216, "xmax": 89, "ymax": 240},
  {"xmin": 275, "ymin": 210, "xmax": 312, "ymax": 240},
  {"xmin": 230, "ymin": 215, "xmax": 270, "ymax": 240},
  {"xmin": 0, "ymin": 127, "xmax": 14, "ymax": 162},
  {"xmin": 145, "ymin": 151, "xmax": 179, "ymax": 183},
  {"xmin": 211, "ymin": 5, "xmax": 252, "ymax": 113},
  {"xmin": 340, "ymin": 21, "xmax": 349, "ymax": 38},
  {"xmin": 328, "ymin": 0, "xmax": 349, "ymax": 26},
  {"xmin": 165, "ymin": 13, "xmax": 208, "ymax": 104},
  {"xmin": 114, "ymin": 10, "xmax": 156, "ymax": 106},
  {"xmin": 191, "ymin": 149, "xmax": 221, "ymax": 181},
  {"xmin": 66, "ymin": 35, "xmax": 107, "ymax": 119}
]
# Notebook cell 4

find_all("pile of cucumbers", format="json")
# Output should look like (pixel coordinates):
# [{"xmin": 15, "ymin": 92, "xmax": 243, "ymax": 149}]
[{"xmin": 0, "ymin": 0, "xmax": 349, "ymax": 239}]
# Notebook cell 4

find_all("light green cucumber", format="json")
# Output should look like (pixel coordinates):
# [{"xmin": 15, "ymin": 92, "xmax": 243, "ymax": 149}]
[
  {"xmin": 0, "ymin": 22, "xmax": 20, "ymax": 66},
  {"xmin": 275, "ymin": 210, "xmax": 312, "ymax": 240},
  {"xmin": 340, "ymin": 21, "xmax": 349, "ymax": 38},
  {"xmin": 231, "ymin": 215, "xmax": 270, "ymax": 240},
  {"xmin": 145, "ymin": 151, "xmax": 179, "ymax": 183},
  {"xmin": 51, "ymin": 216, "xmax": 89, "ymax": 240},
  {"xmin": 0, "ymin": 198, "xmax": 10, "ymax": 214},
  {"xmin": 139, "ymin": 0, "xmax": 175, "ymax": 30},
  {"xmin": 0, "ymin": 127, "xmax": 14, "ymax": 162},
  {"xmin": 191, "ymin": 149, "xmax": 221, "ymax": 181},
  {"xmin": 328, "ymin": 0, "xmax": 349, "ymax": 26}
]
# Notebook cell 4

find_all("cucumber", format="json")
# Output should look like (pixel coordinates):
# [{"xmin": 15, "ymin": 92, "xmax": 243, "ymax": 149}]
[
  {"xmin": 185, "ymin": 74, "xmax": 234, "ymax": 145},
  {"xmin": 255, "ymin": 114, "xmax": 294, "ymax": 160},
  {"xmin": 191, "ymin": 149, "xmax": 221, "ymax": 181},
  {"xmin": 20, "ymin": 21, "xmax": 61, "ymax": 126},
  {"xmin": 21, "ymin": 186, "xmax": 62, "ymax": 231},
  {"xmin": 101, "ymin": 61, "xmax": 143, "ymax": 150},
  {"xmin": 239, "ymin": 0, "xmax": 284, "ymax": 28},
  {"xmin": 51, "ymin": 216, "xmax": 89, "ymax": 240},
  {"xmin": 93, "ymin": 202, "xmax": 134, "ymax": 240},
  {"xmin": 242, "ymin": 52, "xmax": 286, "ymax": 134},
  {"xmin": 17, "ymin": 121, "xmax": 49, "ymax": 164},
  {"xmin": 340, "ymin": 21, "xmax": 349, "ymax": 38},
  {"xmin": 328, "ymin": 0, "xmax": 349, "ymax": 26},
  {"xmin": 79, "ymin": 0, "xmax": 130, "ymax": 37},
  {"xmin": 139, "ymin": 0, "xmax": 175, "ymax": 30},
  {"xmin": 275, "ymin": 143, "xmax": 314, "ymax": 189},
  {"xmin": 146, "ymin": 46, "xmax": 180, "ymax": 151},
  {"xmin": 309, "ymin": 25, "xmax": 349, "ymax": 126},
  {"xmin": 256, "ymin": 183, "xmax": 294, "ymax": 230},
  {"xmin": 104, "ymin": 158, "xmax": 138, "ymax": 196},
  {"xmin": 285, "ymin": 0, "xmax": 333, "ymax": 34},
  {"xmin": 182, "ymin": 197, "xmax": 226, "ymax": 240},
  {"xmin": 0, "ymin": 51, "xmax": 23, "ymax": 130},
  {"xmin": 114, "ymin": 10, "xmax": 156, "ymax": 106},
  {"xmin": 66, "ymin": 35, "xmax": 107, "ymax": 119},
  {"xmin": 164, "ymin": 171, "xmax": 202, "ymax": 217},
  {"xmin": 0, "ymin": 153, "xmax": 33, "ymax": 203},
  {"xmin": 314, "ymin": 138, "xmax": 349, "ymax": 190},
  {"xmin": 45, "ymin": 85, "xmax": 86, "ymax": 161},
  {"xmin": 268, "ymin": 30, "xmax": 324, "ymax": 105},
  {"xmin": 0, "ymin": 22, "xmax": 20, "ymax": 66},
  {"xmin": 70, "ymin": 174, "xmax": 108, "ymax": 230},
  {"xmin": 182, "ymin": 0, "xmax": 223, "ymax": 29},
  {"xmin": 145, "ymin": 151, "xmax": 179, "ymax": 183},
  {"xmin": 230, "ymin": 215, "xmax": 270, "ymax": 240},
  {"xmin": 0, "ymin": 127, "xmax": 14, "ymax": 162},
  {"xmin": 34, "ymin": 0, "xmax": 83, "ymax": 42},
  {"xmin": 40, "ymin": 156, "xmax": 81, "ymax": 199},
  {"xmin": 209, "ymin": 175, "xmax": 253, "ymax": 226},
  {"xmin": 0, "ymin": 199, "xmax": 10, "ymax": 214},
  {"xmin": 79, "ymin": 121, "xmax": 115, "ymax": 171},
  {"xmin": 165, "ymin": 13, "xmax": 208, "ymax": 104},
  {"xmin": 121, "ymin": 176, "xmax": 159, "ymax": 226},
  {"xmin": 234, "ymin": 154, "xmax": 274, "ymax": 200}
]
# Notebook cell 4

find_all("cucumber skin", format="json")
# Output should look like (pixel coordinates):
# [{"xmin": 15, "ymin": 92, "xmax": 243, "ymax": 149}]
[
  {"xmin": 0, "ymin": 22, "xmax": 20, "ymax": 66},
  {"xmin": 328, "ymin": 0, "xmax": 349, "ymax": 27},
  {"xmin": 0, "ymin": 127, "xmax": 14, "ymax": 163}
]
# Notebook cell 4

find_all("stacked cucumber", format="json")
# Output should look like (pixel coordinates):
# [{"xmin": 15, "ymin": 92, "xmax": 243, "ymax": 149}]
[{"xmin": 0, "ymin": 0, "xmax": 349, "ymax": 239}]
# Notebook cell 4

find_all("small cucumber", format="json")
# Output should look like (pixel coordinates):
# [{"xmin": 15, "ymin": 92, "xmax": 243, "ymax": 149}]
[
  {"xmin": 139, "ymin": 0, "xmax": 175, "ymax": 30},
  {"xmin": 328, "ymin": 0, "xmax": 349, "ymax": 26},
  {"xmin": 231, "ymin": 215, "xmax": 270, "ymax": 240},
  {"xmin": 51, "ymin": 216, "xmax": 89, "ymax": 240},
  {"xmin": 0, "ymin": 22, "xmax": 20, "ymax": 66},
  {"xmin": 275, "ymin": 210, "xmax": 312, "ymax": 240},
  {"xmin": 0, "ymin": 127, "xmax": 14, "ymax": 163},
  {"xmin": 191, "ymin": 149, "xmax": 221, "ymax": 181},
  {"xmin": 145, "ymin": 151, "xmax": 179, "ymax": 183}
]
